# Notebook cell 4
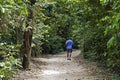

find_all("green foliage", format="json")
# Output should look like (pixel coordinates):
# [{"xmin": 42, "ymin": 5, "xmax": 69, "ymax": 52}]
[
  {"xmin": 0, "ymin": 0, "xmax": 25, "ymax": 79},
  {"xmin": 0, "ymin": 57, "xmax": 21, "ymax": 80},
  {"xmin": 42, "ymin": 34, "xmax": 63, "ymax": 54},
  {"xmin": 102, "ymin": 0, "xmax": 120, "ymax": 73},
  {"xmin": 0, "ymin": 0, "xmax": 120, "ymax": 79},
  {"xmin": 0, "ymin": 44, "xmax": 21, "ymax": 79},
  {"xmin": 32, "ymin": 0, "xmax": 74, "ymax": 54},
  {"xmin": 71, "ymin": 0, "xmax": 120, "ymax": 75}
]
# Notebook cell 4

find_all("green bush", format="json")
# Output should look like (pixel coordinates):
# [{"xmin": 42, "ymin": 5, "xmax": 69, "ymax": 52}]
[
  {"xmin": 42, "ymin": 35, "xmax": 63, "ymax": 54},
  {"xmin": 0, "ymin": 56, "xmax": 21, "ymax": 80},
  {"xmin": 0, "ymin": 44, "xmax": 21, "ymax": 80}
]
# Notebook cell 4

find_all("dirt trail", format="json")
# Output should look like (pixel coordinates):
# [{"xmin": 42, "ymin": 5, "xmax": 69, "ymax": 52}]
[{"xmin": 13, "ymin": 50, "xmax": 107, "ymax": 80}]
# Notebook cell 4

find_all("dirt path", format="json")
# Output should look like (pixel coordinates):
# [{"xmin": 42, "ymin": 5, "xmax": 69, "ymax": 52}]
[{"xmin": 13, "ymin": 50, "xmax": 108, "ymax": 80}]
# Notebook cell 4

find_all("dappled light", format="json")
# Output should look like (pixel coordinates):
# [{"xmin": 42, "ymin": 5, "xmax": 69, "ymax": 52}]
[
  {"xmin": 42, "ymin": 70, "xmax": 63, "ymax": 75},
  {"xmin": 0, "ymin": 0, "xmax": 120, "ymax": 80}
]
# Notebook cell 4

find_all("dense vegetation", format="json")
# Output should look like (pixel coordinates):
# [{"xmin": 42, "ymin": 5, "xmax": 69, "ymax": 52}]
[{"xmin": 0, "ymin": 0, "xmax": 120, "ymax": 79}]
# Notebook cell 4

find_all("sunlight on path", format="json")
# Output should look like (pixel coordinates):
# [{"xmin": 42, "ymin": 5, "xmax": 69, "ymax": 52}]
[
  {"xmin": 42, "ymin": 70, "xmax": 63, "ymax": 75},
  {"xmin": 37, "ymin": 50, "xmax": 101, "ymax": 80},
  {"xmin": 14, "ymin": 50, "xmax": 105, "ymax": 80}
]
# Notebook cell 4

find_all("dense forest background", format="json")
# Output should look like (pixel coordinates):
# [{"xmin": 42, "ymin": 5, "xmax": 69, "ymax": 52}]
[{"xmin": 0, "ymin": 0, "xmax": 120, "ymax": 79}]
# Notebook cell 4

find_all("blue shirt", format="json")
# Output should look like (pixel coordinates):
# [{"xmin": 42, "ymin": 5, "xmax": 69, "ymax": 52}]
[{"xmin": 66, "ymin": 39, "xmax": 73, "ymax": 49}]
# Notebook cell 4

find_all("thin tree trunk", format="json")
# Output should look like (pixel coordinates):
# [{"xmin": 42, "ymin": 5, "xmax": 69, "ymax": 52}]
[
  {"xmin": 22, "ymin": 30, "xmax": 32, "ymax": 69},
  {"xmin": 22, "ymin": 0, "xmax": 36, "ymax": 69}
]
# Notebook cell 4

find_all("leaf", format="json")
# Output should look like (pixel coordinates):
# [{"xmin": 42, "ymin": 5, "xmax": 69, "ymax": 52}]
[
  {"xmin": 0, "ymin": 62, "xmax": 5, "ymax": 67},
  {"xmin": 2, "ymin": 7, "xmax": 5, "ymax": 13},
  {"xmin": 104, "ymin": 27, "xmax": 109, "ymax": 35},
  {"xmin": 0, "ymin": 75, "xmax": 4, "ymax": 78},
  {"xmin": 103, "ymin": 52, "xmax": 107, "ymax": 57},
  {"xmin": 20, "ymin": 4, "xmax": 28, "ymax": 16},
  {"xmin": 32, "ymin": 43, "xmax": 36, "ymax": 47},
  {"xmin": 107, "ymin": 36, "xmax": 116, "ymax": 48},
  {"xmin": 0, "ymin": 5, "xmax": 5, "ymax": 13}
]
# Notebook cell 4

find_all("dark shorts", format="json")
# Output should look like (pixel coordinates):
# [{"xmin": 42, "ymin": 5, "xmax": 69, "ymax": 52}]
[{"xmin": 67, "ymin": 49, "xmax": 72, "ymax": 53}]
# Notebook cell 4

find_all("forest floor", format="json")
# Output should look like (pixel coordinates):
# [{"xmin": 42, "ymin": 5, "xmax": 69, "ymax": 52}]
[{"xmin": 12, "ymin": 50, "xmax": 112, "ymax": 80}]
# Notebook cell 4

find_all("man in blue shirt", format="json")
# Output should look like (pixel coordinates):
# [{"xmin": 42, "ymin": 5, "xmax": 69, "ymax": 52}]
[{"xmin": 66, "ymin": 39, "xmax": 73, "ymax": 60}]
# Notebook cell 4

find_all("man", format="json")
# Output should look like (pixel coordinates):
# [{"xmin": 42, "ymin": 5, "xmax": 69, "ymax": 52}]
[{"xmin": 66, "ymin": 39, "xmax": 73, "ymax": 60}]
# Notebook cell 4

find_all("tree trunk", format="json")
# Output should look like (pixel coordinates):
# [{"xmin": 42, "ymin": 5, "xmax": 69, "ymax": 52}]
[
  {"xmin": 22, "ymin": 0, "xmax": 36, "ymax": 69},
  {"xmin": 22, "ymin": 30, "xmax": 32, "ymax": 69}
]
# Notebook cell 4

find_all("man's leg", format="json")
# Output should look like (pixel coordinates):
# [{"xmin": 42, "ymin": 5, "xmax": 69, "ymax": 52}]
[
  {"xmin": 67, "ymin": 52, "xmax": 69, "ymax": 58},
  {"xmin": 67, "ymin": 49, "xmax": 72, "ymax": 60},
  {"xmin": 68, "ymin": 53, "xmax": 71, "ymax": 60},
  {"xmin": 69, "ymin": 53, "xmax": 71, "ymax": 58},
  {"xmin": 67, "ymin": 49, "xmax": 69, "ymax": 59},
  {"xmin": 69, "ymin": 49, "xmax": 72, "ymax": 60}
]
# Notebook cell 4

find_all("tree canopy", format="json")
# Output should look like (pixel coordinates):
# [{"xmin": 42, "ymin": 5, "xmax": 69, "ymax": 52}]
[{"xmin": 0, "ymin": 0, "xmax": 120, "ymax": 79}]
